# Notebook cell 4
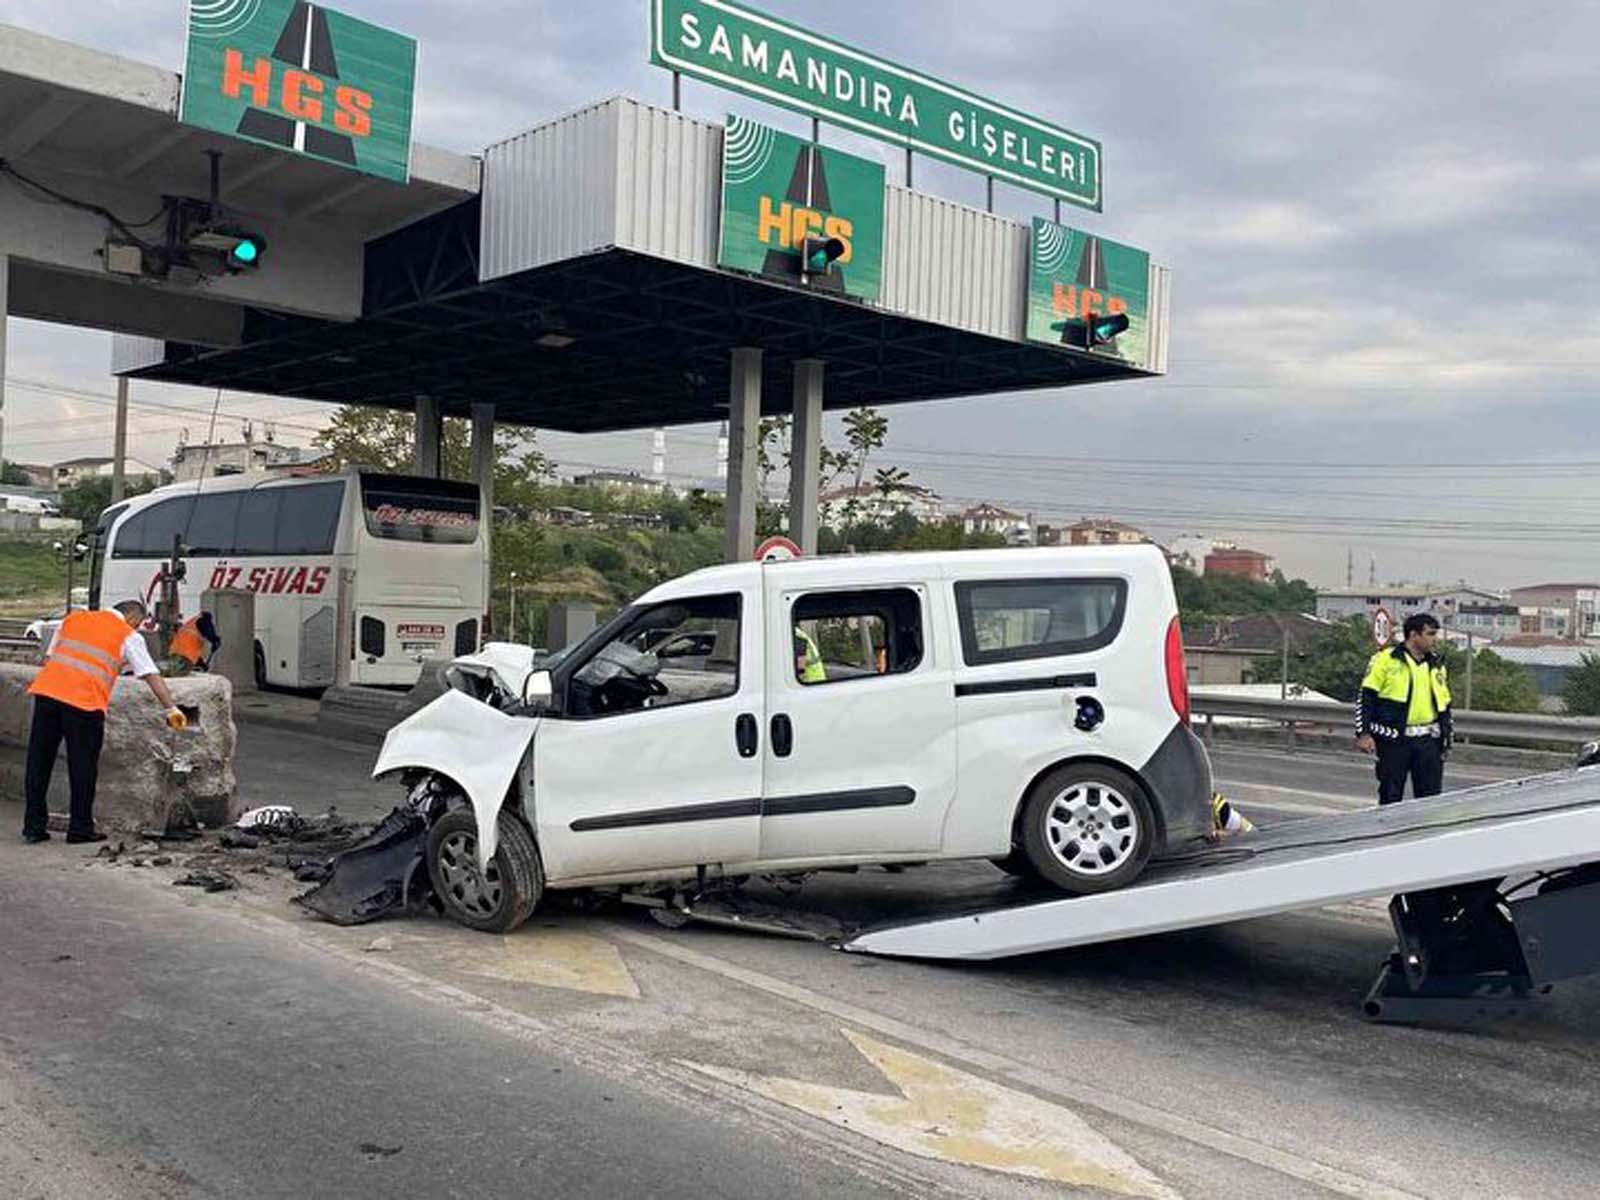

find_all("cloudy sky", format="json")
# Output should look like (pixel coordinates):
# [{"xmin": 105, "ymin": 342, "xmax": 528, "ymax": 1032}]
[{"xmin": 4, "ymin": 1, "xmax": 1598, "ymax": 589}]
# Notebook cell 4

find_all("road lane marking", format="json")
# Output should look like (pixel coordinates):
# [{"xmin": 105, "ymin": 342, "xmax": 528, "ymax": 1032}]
[
  {"xmin": 609, "ymin": 924, "xmax": 1424, "ymax": 1200},
  {"xmin": 684, "ymin": 1028, "xmax": 1179, "ymax": 1197},
  {"xmin": 450, "ymin": 930, "xmax": 642, "ymax": 999}
]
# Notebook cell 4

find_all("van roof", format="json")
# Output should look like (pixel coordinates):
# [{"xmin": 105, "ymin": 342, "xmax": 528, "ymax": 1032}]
[{"xmin": 642, "ymin": 543, "xmax": 1171, "ymax": 601}]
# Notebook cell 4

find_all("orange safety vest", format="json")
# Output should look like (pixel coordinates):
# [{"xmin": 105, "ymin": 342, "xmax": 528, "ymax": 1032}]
[
  {"xmin": 28, "ymin": 610, "xmax": 131, "ymax": 714},
  {"xmin": 171, "ymin": 617, "xmax": 206, "ymax": 665}
]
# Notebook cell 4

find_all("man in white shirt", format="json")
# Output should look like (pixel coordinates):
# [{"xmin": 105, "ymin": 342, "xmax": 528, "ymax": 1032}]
[{"xmin": 23, "ymin": 599, "xmax": 186, "ymax": 844}]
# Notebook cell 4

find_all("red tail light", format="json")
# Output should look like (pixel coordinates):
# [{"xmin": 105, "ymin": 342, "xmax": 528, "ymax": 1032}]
[{"xmin": 1164, "ymin": 615, "xmax": 1190, "ymax": 726}]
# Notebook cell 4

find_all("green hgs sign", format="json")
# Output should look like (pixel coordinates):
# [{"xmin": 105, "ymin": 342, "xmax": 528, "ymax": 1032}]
[
  {"xmin": 719, "ymin": 115, "xmax": 885, "ymax": 303},
  {"xmin": 1025, "ymin": 217, "xmax": 1151, "ymax": 365},
  {"xmin": 652, "ymin": 0, "xmax": 1101, "ymax": 210},
  {"xmin": 180, "ymin": 0, "xmax": 417, "ymax": 183}
]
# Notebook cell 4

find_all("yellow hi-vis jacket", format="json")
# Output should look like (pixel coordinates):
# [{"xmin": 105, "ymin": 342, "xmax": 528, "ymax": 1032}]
[
  {"xmin": 1357, "ymin": 645, "xmax": 1453, "ymax": 742},
  {"xmin": 794, "ymin": 627, "xmax": 826, "ymax": 683}
]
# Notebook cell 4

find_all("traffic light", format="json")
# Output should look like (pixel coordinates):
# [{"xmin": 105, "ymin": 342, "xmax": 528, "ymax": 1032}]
[
  {"xmin": 1050, "ymin": 311, "xmax": 1130, "ymax": 351},
  {"xmin": 187, "ymin": 223, "xmax": 267, "ymax": 273},
  {"xmin": 800, "ymin": 235, "xmax": 845, "ymax": 280}
]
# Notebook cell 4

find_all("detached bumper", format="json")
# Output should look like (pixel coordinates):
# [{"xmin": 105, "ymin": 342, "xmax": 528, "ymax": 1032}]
[{"xmin": 1140, "ymin": 722, "xmax": 1214, "ymax": 853}]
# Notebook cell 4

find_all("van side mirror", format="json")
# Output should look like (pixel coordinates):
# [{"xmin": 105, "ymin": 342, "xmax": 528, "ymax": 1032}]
[{"xmin": 522, "ymin": 669, "xmax": 554, "ymax": 710}]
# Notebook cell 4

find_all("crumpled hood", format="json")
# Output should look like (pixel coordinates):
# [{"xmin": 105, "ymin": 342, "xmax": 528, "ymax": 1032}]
[{"xmin": 372, "ymin": 689, "xmax": 540, "ymax": 870}]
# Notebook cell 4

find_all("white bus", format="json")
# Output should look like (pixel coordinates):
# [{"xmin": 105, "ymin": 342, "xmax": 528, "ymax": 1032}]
[{"xmin": 88, "ymin": 468, "xmax": 487, "ymax": 688}]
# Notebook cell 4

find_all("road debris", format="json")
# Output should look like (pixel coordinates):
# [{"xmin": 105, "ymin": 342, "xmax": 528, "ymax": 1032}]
[
  {"xmin": 173, "ymin": 870, "xmax": 237, "ymax": 893},
  {"xmin": 291, "ymin": 807, "xmax": 432, "ymax": 926},
  {"xmin": 237, "ymin": 805, "xmax": 301, "ymax": 833},
  {"xmin": 365, "ymin": 936, "xmax": 395, "ymax": 953}
]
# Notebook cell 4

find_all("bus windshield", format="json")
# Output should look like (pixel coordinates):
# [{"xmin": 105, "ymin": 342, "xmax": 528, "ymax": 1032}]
[{"xmin": 359, "ymin": 474, "xmax": 480, "ymax": 544}]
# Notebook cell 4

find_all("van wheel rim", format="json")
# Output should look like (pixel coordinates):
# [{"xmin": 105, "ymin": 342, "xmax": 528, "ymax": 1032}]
[
  {"xmin": 1045, "ymin": 783, "xmax": 1138, "ymax": 876},
  {"xmin": 436, "ymin": 831, "xmax": 503, "ymax": 916}
]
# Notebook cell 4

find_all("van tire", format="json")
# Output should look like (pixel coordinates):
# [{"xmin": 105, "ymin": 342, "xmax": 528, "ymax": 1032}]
[
  {"xmin": 427, "ymin": 809, "xmax": 543, "ymax": 934},
  {"xmin": 1020, "ymin": 763, "xmax": 1155, "ymax": 894}
]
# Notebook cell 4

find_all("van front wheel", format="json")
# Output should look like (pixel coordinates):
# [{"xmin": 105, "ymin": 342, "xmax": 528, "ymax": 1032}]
[
  {"xmin": 1020, "ymin": 764, "xmax": 1154, "ymax": 894},
  {"xmin": 426, "ymin": 809, "xmax": 543, "ymax": 933}
]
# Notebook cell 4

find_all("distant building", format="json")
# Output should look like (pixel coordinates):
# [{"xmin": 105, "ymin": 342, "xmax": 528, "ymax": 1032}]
[
  {"xmin": 961, "ymin": 502, "xmax": 1025, "ymax": 537},
  {"xmin": 571, "ymin": 469, "xmax": 667, "ymax": 495},
  {"xmin": 53, "ymin": 456, "xmax": 162, "ymax": 488},
  {"xmin": 1314, "ymin": 585, "xmax": 1505, "ymax": 626},
  {"xmin": 1164, "ymin": 535, "xmax": 1217, "ymax": 574},
  {"xmin": 171, "ymin": 435, "xmax": 321, "ymax": 482},
  {"xmin": 1204, "ymin": 546, "xmax": 1276, "ymax": 583},
  {"xmin": 1454, "ymin": 602, "xmax": 1522, "ymax": 641},
  {"xmin": 1058, "ymin": 518, "xmax": 1148, "ymax": 546},
  {"xmin": 821, "ymin": 482, "xmax": 944, "ymax": 529},
  {"xmin": 1508, "ymin": 583, "xmax": 1600, "ymax": 639}
]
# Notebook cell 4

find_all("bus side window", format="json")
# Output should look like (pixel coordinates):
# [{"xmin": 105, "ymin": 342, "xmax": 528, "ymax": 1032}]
[
  {"xmin": 186, "ymin": 493, "xmax": 242, "ymax": 556},
  {"xmin": 237, "ymin": 491, "xmax": 281, "ymax": 556}
]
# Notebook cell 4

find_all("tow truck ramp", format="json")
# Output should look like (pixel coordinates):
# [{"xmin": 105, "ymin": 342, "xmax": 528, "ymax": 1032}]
[{"xmin": 673, "ymin": 770, "xmax": 1600, "ymax": 1026}]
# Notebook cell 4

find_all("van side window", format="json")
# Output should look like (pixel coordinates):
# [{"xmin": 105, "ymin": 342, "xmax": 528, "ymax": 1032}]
[
  {"xmin": 954, "ymin": 578, "xmax": 1126, "ymax": 666},
  {"xmin": 790, "ymin": 588, "xmax": 923, "ymax": 686}
]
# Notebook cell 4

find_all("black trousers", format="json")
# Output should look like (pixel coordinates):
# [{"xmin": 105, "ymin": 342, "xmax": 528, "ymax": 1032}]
[
  {"xmin": 23, "ymin": 695, "xmax": 106, "ymax": 838},
  {"xmin": 1375, "ymin": 735, "xmax": 1444, "ymax": 805}
]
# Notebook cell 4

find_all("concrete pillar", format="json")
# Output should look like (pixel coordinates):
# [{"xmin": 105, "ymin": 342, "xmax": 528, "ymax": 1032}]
[
  {"xmin": 413, "ymin": 395, "xmax": 442, "ymax": 478},
  {"xmin": 0, "ymin": 254, "xmax": 8, "ymax": 465},
  {"xmin": 469, "ymin": 402, "xmax": 495, "ymax": 645},
  {"xmin": 111, "ymin": 376, "xmax": 129, "ymax": 503},
  {"xmin": 723, "ymin": 347, "xmax": 762, "ymax": 563},
  {"xmin": 787, "ymin": 359, "xmax": 824, "ymax": 555}
]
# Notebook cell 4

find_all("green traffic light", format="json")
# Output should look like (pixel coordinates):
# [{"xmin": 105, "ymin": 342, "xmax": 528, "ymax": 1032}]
[{"xmin": 233, "ymin": 239, "xmax": 259, "ymax": 265}]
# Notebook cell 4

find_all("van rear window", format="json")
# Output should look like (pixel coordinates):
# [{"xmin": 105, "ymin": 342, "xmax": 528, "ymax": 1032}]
[{"xmin": 954, "ymin": 577, "xmax": 1127, "ymax": 666}]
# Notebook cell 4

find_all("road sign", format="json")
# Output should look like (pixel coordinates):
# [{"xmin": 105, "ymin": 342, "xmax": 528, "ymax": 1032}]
[
  {"xmin": 651, "ymin": 0, "xmax": 1102, "ymax": 210},
  {"xmin": 1372, "ymin": 606, "xmax": 1394, "ymax": 648},
  {"xmin": 754, "ymin": 535, "xmax": 801, "ymax": 562},
  {"xmin": 180, "ymin": 0, "xmax": 418, "ymax": 183},
  {"xmin": 1026, "ymin": 219, "xmax": 1150, "ymax": 366},
  {"xmin": 719, "ymin": 115, "xmax": 885, "ymax": 302}
]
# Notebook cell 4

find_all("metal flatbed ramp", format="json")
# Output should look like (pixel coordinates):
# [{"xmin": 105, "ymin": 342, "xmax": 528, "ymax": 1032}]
[{"xmin": 843, "ymin": 770, "xmax": 1600, "ymax": 962}]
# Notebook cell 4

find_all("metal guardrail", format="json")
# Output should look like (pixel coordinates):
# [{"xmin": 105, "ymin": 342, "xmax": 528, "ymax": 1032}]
[{"xmin": 1190, "ymin": 693, "xmax": 1600, "ymax": 748}]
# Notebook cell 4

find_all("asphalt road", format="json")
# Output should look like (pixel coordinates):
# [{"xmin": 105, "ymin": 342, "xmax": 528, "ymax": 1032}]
[{"xmin": 1, "ymin": 720, "xmax": 1594, "ymax": 1198}]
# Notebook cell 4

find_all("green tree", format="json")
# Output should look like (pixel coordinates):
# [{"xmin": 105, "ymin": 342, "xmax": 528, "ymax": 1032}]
[
  {"xmin": 1, "ymin": 459, "xmax": 33, "ymax": 485},
  {"xmin": 313, "ymin": 406, "xmax": 552, "ymax": 506},
  {"xmin": 1454, "ymin": 648, "xmax": 1540, "ymax": 714},
  {"xmin": 57, "ymin": 475, "xmax": 155, "ymax": 525},
  {"xmin": 1171, "ymin": 563, "xmax": 1319, "ymax": 620},
  {"xmin": 1561, "ymin": 652, "xmax": 1600, "ymax": 716},
  {"xmin": 1273, "ymin": 616, "xmax": 1378, "ymax": 703}
]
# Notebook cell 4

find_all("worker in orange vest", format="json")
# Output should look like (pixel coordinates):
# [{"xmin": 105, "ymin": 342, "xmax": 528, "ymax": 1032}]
[
  {"xmin": 22, "ymin": 599, "xmax": 187, "ymax": 845},
  {"xmin": 169, "ymin": 611, "xmax": 221, "ymax": 673}
]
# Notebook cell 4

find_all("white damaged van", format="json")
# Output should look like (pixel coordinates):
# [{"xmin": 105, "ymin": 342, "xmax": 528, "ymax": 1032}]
[{"xmin": 375, "ymin": 544, "xmax": 1213, "ymax": 932}]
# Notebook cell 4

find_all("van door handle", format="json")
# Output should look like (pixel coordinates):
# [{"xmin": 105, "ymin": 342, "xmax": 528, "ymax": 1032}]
[
  {"xmin": 735, "ymin": 713, "xmax": 758, "ymax": 758},
  {"xmin": 771, "ymin": 713, "xmax": 794, "ymax": 758}
]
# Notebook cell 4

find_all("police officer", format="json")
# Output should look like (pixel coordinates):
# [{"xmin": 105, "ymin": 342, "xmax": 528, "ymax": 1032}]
[
  {"xmin": 1355, "ymin": 613, "xmax": 1453, "ymax": 805},
  {"xmin": 793, "ymin": 625, "xmax": 826, "ymax": 683},
  {"xmin": 22, "ymin": 599, "xmax": 187, "ymax": 845}
]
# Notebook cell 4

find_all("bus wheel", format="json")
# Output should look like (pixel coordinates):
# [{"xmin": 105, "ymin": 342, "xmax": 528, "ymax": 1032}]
[
  {"xmin": 253, "ymin": 642, "xmax": 266, "ymax": 689},
  {"xmin": 426, "ymin": 809, "xmax": 542, "ymax": 934}
]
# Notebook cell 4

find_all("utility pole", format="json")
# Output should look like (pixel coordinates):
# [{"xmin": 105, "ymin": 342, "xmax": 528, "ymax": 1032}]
[
  {"xmin": 111, "ymin": 377, "xmax": 129, "ymax": 504},
  {"xmin": 1464, "ymin": 631, "xmax": 1475, "ymax": 710},
  {"xmin": 508, "ymin": 571, "xmax": 519, "ymax": 645}
]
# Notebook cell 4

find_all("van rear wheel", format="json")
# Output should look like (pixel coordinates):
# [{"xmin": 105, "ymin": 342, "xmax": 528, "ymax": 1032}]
[
  {"xmin": 1020, "ymin": 763, "xmax": 1155, "ymax": 894},
  {"xmin": 426, "ymin": 809, "xmax": 543, "ymax": 933}
]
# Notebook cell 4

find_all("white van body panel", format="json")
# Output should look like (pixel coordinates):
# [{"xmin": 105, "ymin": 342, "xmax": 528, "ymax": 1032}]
[
  {"xmin": 373, "ymin": 688, "xmax": 537, "ymax": 868},
  {"xmin": 380, "ymin": 544, "xmax": 1209, "ymax": 890}
]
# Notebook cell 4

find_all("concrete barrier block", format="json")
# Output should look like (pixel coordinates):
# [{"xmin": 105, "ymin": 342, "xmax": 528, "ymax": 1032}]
[{"xmin": 0, "ymin": 664, "xmax": 238, "ymax": 832}]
